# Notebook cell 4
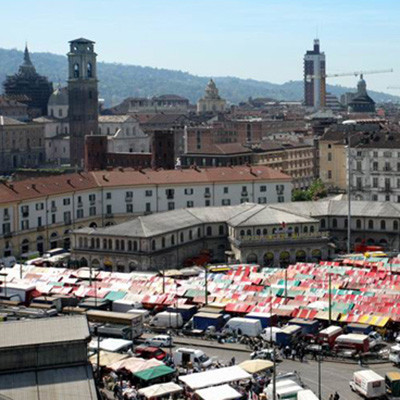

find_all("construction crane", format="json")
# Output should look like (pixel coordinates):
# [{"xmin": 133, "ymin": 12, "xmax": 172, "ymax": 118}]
[{"xmin": 306, "ymin": 68, "xmax": 393, "ymax": 81}]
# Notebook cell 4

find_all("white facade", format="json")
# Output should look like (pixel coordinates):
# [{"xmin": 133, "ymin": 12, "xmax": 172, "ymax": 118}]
[{"xmin": 351, "ymin": 147, "xmax": 400, "ymax": 203}]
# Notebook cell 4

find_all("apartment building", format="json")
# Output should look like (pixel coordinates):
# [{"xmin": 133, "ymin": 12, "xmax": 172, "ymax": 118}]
[{"xmin": 0, "ymin": 166, "xmax": 292, "ymax": 258}]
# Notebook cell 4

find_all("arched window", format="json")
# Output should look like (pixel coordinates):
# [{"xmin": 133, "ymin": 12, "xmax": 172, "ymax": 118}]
[
  {"xmin": 246, "ymin": 229, "xmax": 252, "ymax": 236},
  {"xmin": 128, "ymin": 240, "xmax": 132, "ymax": 251},
  {"xmin": 115, "ymin": 240, "xmax": 120, "ymax": 250},
  {"xmin": 84, "ymin": 237, "xmax": 88, "ymax": 248},
  {"xmin": 256, "ymin": 229, "xmax": 261, "ymax": 235},
  {"xmin": 272, "ymin": 228, "xmax": 277, "ymax": 234},
  {"xmin": 368, "ymin": 220, "xmax": 374, "ymax": 229},
  {"xmin": 180, "ymin": 232, "xmax": 184, "ymax": 242},
  {"xmin": 73, "ymin": 63, "xmax": 80, "ymax": 78},
  {"xmin": 218, "ymin": 225, "xmax": 224, "ymax": 235},
  {"xmin": 394, "ymin": 221, "xmax": 399, "ymax": 231},
  {"xmin": 356, "ymin": 219, "xmax": 362, "ymax": 229},
  {"xmin": 151, "ymin": 240, "xmax": 156, "ymax": 250},
  {"xmin": 133, "ymin": 241, "xmax": 138, "ymax": 251},
  {"xmin": 310, "ymin": 226, "xmax": 314, "ymax": 233},
  {"xmin": 171, "ymin": 235, "xmax": 175, "ymax": 246},
  {"xmin": 108, "ymin": 239, "xmax": 112, "ymax": 250},
  {"xmin": 332, "ymin": 218, "xmax": 337, "ymax": 228},
  {"xmin": 294, "ymin": 226, "xmax": 299, "ymax": 234},
  {"xmin": 79, "ymin": 237, "xmax": 83, "ymax": 248},
  {"xmin": 344, "ymin": 218, "xmax": 348, "ymax": 228},
  {"xmin": 21, "ymin": 239, "xmax": 29, "ymax": 253},
  {"xmin": 320, "ymin": 219, "xmax": 326, "ymax": 229},
  {"xmin": 87, "ymin": 62, "xmax": 93, "ymax": 78},
  {"xmin": 162, "ymin": 237, "xmax": 166, "ymax": 248},
  {"xmin": 381, "ymin": 220, "xmax": 386, "ymax": 230},
  {"xmin": 120, "ymin": 240, "xmax": 125, "ymax": 251},
  {"xmin": 263, "ymin": 228, "xmax": 268, "ymax": 235},
  {"xmin": 197, "ymin": 227, "xmax": 201, "ymax": 237},
  {"xmin": 103, "ymin": 239, "xmax": 107, "ymax": 249},
  {"xmin": 304, "ymin": 226, "xmax": 308, "ymax": 233},
  {"xmin": 240, "ymin": 230, "xmax": 245, "ymax": 237},
  {"xmin": 206, "ymin": 226, "xmax": 212, "ymax": 236},
  {"xmin": 96, "ymin": 238, "xmax": 100, "ymax": 248},
  {"xmin": 90, "ymin": 238, "xmax": 95, "ymax": 248}
]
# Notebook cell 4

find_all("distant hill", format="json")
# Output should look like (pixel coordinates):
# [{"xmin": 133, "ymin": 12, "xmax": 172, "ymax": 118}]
[{"xmin": 0, "ymin": 47, "xmax": 399, "ymax": 107}]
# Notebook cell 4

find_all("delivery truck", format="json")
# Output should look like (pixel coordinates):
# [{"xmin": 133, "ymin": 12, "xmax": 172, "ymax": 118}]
[
  {"xmin": 149, "ymin": 311, "xmax": 183, "ymax": 329},
  {"xmin": 386, "ymin": 371, "xmax": 400, "ymax": 400},
  {"xmin": 288, "ymin": 318, "xmax": 319, "ymax": 335},
  {"xmin": 265, "ymin": 379, "xmax": 303, "ymax": 400},
  {"xmin": 166, "ymin": 305, "xmax": 197, "ymax": 322},
  {"xmin": 335, "ymin": 334, "xmax": 370, "ymax": 353},
  {"xmin": 389, "ymin": 344, "xmax": 400, "ymax": 365},
  {"xmin": 246, "ymin": 312, "xmax": 277, "ymax": 329},
  {"xmin": 223, "ymin": 317, "xmax": 262, "ymax": 337},
  {"xmin": 191, "ymin": 312, "xmax": 226, "ymax": 331},
  {"xmin": 317, "ymin": 326, "xmax": 343, "ymax": 348},
  {"xmin": 275, "ymin": 325, "xmax": 302, "ymax": 347},
  {"xmin": 349, "ymin": 370, "xmax": 385, "ymax": 399},
  {"xmin": 297, "ymin": 390, "xmax": 319, "ymax": 400}
]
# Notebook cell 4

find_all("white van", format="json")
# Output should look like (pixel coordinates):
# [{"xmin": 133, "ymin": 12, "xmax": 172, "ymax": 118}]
[
  {"xmin": 127, "ymin": 309, "xmax": 150, "ymax": 323},
  {"xmin": 150, "ymin": 311, "xmax": 183, "ymax": 329},
  {"xmin": 389, "ymin": 344, "xmax": 400, "ymax": 364},
  {"xmin": 350, "ymin": 370, "xmax": 385, "ymax": 399},
  {"xmin": 298, "ymin": 390, "xmax": 319, "ymax": 400},
  {"xmin": 224, "ymin": 317, "xmax": 262, "ymax": 337},
  {"xmin": 173, "ymin": 347, "xmax": 212, "ymax": 368},
  {"xmin": 265, "ymin": 379, "xmax": 303, "ymax": 399}
]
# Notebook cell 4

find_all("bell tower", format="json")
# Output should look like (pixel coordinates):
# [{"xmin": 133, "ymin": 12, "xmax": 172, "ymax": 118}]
[{"xmin": 67, "ymin": 38, "xmax": 99, "ymax": 167}]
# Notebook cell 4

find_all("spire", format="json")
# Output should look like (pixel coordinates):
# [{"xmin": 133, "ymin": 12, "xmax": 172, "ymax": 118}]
[{"xmin": 23, "ymin": 43, "xmax": 33, "ymax": 66}]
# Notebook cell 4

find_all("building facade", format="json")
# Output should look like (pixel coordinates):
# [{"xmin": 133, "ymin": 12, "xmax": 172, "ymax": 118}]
[
  {"xmin": 0, "ymin": 166, "xmax": 292, "ymax": 258},
  {"xmin": 0, "ymin": 116, "xmax": 45, "ymax": 173},
  {"xmin": 304, "ymin": 39, "xmax": 326, "ymax": 110},
  {"xmin": 68, "ymin": 38, "xmax": 99, "ymax": 167}
]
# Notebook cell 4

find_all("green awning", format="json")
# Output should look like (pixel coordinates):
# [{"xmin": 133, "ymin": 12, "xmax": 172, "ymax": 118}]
[
  {"xmin": 184, "ymin": 289, "xmax": 207, "ymax": 298},
  {"xmin": 105, "ymin": 291, "xmax": 126, "ymax": 301},
  {"xmin": 134, "ymin": 365, "xmax": 175, "ymax": 381}
]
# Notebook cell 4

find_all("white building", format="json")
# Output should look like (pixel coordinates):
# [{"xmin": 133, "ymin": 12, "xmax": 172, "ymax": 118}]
[{"xmin": 0, "ymin": 166, "xmax": 292, "ymax": 258}]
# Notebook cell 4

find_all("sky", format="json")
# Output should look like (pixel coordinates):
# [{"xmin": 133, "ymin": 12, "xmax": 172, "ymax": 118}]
[{"xmin": 1, "ymin": 0, "xmax": 400, "ymax": 93}]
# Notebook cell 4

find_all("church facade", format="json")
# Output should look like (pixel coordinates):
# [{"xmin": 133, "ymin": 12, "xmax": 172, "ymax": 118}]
[{"xmin": 197, "ymin": 79, "xmax": 227, "ymax": 113}]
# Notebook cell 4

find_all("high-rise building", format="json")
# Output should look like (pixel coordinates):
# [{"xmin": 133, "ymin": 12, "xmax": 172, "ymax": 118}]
[
  {"xmin": 67, "ymin": 38, "xmax": 98, "ymax": 167},
  {"xmin": 304, "ymin": 39, "xmax": 326, "ymax": 110}
]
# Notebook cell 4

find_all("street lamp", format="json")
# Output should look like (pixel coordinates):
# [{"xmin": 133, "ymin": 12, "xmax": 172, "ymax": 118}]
[
  {"xmin": 342, "ymin": 119, "xmax": 358, "ymax": 255},
  {"xmin": 317, "ymin": 350, "xmax": 323, "ymax": 400}
]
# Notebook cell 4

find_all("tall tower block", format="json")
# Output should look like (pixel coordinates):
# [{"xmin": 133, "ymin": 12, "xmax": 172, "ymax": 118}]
[
  {"xmin": 67, "ymin": 38, "xmax": 98, "ymax": 167},
  {"xmin": 304, "ymin": 39, "xmax": 326, "ymax": 110}
]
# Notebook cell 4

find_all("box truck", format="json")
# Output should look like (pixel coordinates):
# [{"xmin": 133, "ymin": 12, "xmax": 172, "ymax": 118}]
[{"xmin": 349, "ymin": 370, "xmax": 385, "ymax": 399}]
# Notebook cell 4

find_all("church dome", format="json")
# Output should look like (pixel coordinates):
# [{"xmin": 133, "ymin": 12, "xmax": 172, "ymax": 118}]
[{"xmin": 48, "ymin": 86, "xmax": 68, "ymax": 106}]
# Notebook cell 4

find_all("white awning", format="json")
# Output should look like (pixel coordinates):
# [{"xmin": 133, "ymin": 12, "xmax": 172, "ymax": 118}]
[
  {"xmin": 138, "ymin": 382, "xmax": 183, "ymax": 398},
  {"xmin": 195, "ymin": 384, "xmax": 242, "ymax": 400},
  {"xmin": 179, "ymin": 366, "xmax": 251, "ymax": 390}
]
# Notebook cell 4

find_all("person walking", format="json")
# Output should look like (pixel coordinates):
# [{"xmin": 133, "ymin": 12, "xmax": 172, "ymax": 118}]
[{"xmin": 334, "ymin": 391, "xmax": 340, "ymax": 400}]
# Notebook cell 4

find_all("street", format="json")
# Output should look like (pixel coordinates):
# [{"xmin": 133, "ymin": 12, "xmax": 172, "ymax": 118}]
[{"xmin": 169, "ymin": 342, "xmax": 395, "ymax": 400}]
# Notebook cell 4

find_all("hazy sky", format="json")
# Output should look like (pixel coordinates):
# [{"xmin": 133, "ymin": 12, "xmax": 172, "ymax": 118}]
[{"xmin": 1, "ymin": 0, "xmax": 400, "ymax": 93}]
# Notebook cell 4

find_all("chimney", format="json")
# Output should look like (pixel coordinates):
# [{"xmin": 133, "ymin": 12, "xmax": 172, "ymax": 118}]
[
  {"xmin": 118, "ymin": 167, "xmax": 124, "ymax": 172},
  {"xmin": 31, "ymin": 183, "xmax": 36, "ymax": 190},
  {"xmin": 102, "ymin": 174, "xmax": 109, "ymax": 182}
]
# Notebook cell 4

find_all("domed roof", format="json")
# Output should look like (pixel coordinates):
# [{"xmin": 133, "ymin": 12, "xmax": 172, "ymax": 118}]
[{"xmin": 48, "ymin": 86, "xmax": 68, "ymax": 106}]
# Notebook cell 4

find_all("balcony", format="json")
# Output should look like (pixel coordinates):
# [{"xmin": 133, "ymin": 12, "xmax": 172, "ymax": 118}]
[
  {"xmin": 3, "ymin": 214, "xmax": 10, "ymax": 221},
  {"xmin": 89, "ymin": 200, "xmax": 96, "ymax": 206},
  {"xmin": 22, "ymin": 212, "xmax": 29, "ymax": 218},
  {"xmin": 241, "ymin": 191, "xmax": 249, "ymax": 197},
  {"xmin": 125, "ymin": 197, "xmax": 133, "ymax": 203},
  {"xmin": 51, "ymin": 206, "xmax": 57, "ymax": 212},
  {"xmin": 232, "ymin": 231, "xmax": 330, "ymax": 247},
  {"xmin": 204, "ymin": 192, "xmax": 211, "ymax": 198},
  {"xmin": 166, "ymin": 194, "xmax": 174, "ymax": 200},
  {"xmin": 77, "ymin": 202, "xmax": 83, "ymax": 208},
  {"xmin": 4, "ymin": 232, "xmax": 12, "ymax": 239}
]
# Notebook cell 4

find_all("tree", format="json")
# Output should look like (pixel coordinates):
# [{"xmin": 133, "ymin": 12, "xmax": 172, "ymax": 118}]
[{"xmin": 292, "ymin": 179, "xmax": 327, "ymax": 202}]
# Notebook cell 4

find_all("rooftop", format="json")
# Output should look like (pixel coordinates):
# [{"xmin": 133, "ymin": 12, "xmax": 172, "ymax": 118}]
[
  {"xmin": 0, "ymin": 315, "xmax": 90, "ymax": 349},
  {"xmin": 99, "ymin": 115, "xmax": 135, "ymax": 123}
]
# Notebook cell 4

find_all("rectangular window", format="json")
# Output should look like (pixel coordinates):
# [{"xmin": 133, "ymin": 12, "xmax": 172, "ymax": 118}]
[
  {"xmin": 77, "ymin": 209, "xmax": 84, "ymax": 219},
  {"xmin": 222, "ymin": 199, "xmax": 231, "ymax": 206},
  {"xmin": 384, "ymin": 151, "xmax": 392, "ymax": 158},
  {"xmin": 106, "ymin": 205, "xmax": 112, "ymax": 214},
  {"xmin": 106, "ymin": 192, "xmax": 112, "ymax": 200},
  {"xmin": 2, "ymin": 223, "xmax": 10, "ymax": 234},
  {"xmin": 21, "ymin": 220, "xmax": 29, "ymax": 230},
  {"xmin": 372, "ymin": 162, "xmax": 378, "ymax": 171},
  {"xmin": 63, "ymin": 198, "xmax": 71, "ymax": 206},
  {"xmin": 89, "ymin": 206, "xmax": 96, "ymax": 216},
  {"xmin": 64, "ymin": 211, "xmax": 71, "ymax": 223},
  {"xmin": 373, "ymin": 177, "xmax": 378, "ymax": 188},
  {"xmin": 77, "ymin": 195, "xmax": 82, "ymax": 203},
  {"xmin": 126, "ymin": 204, "xmax": 133, "ymax": 213},
  {"xmin": 356, "ymin": 161, "xmax": 362, "ymax": 171},
  {"xmin": 373, "ymin": 151, "xmax": 378, "ymax": 158},
  {"xmin": 89, "ymin": 194, "xmax": 96, "ymax": 203},
  {"xmin": 372, "ymin": 194, "xmax": 378, "ymax": 201},
  {"xmin": 223, "ymin": 187, "xmax": 229, "ymax": 194},
  {"xmin": 276, "ymin": 184, "xmax": 284, "ymax": 194},
  {"xmin": 168, "ymin": 202, "xmax": 175, "ymax": 210},
  {"xmin": 184, "ymin": 188, "xmax": 194, "ymax": 195},
  {"xmin": 37, "ymin": 216, "xmax": 42, "ymax": 227},
  {"xmin": 205, "ymin": 187, "xmax": 211, "ymax": 194},
  {"xmin": 328, "ymin": 170, "xmax": 332, "ymax": 179},
  {"xmin": 384, "ymin": 162, "xmax": 391, "ymax": 171},
  {"xmin": 21, "ymin": 205, "xmax": 29, "ymax": 218},
  {"xmin": 187, "ymin": 201, "xmax": 194, "ymax": 208},
  {"xmin": 260, "ymin": 185, "xmax": 267, "ymax": 192},
  {"xmin": 240, "ymin": 198, "xmax": 249, "ymax": 203},
  {"xmin": 51, "ymin": 214, "xmax": 56, "ymax": 224},
  {"xmin": 35, "ymin": 202, "xmax": 44, "ymax": 210},
  {"xmin": 125, "ymin": 191, "xmax": 133, "ymax": 198},
  {"xmin": 146, "ymin": 203, "xmax": 151, "ymax": 212},
  {"xmin": 327, "ymin": 153, "xmax": 332, "ymax": 161},
  {"xmin": 258, "ymin": 197, "xmax": 267, "ymax": 204},
  {"xmin": 278, "ymin": 196, "xmax": 285, "ymax": 203},
  {"xmin": 145, "ymin": 190, "xmax": 153, "ymax": 197},
  {"xmin": 205, "ymin": 200, "xmax": 210, "ymax": 207},
  {"xmin": 166, "ymin": 189, "xmax": 175, "ymax": 199}
]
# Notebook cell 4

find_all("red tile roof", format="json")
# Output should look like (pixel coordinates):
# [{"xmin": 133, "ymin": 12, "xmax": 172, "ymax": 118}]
[{"xmin": 0, "ymin": 166, "xmax": 291, "ymax": 204}]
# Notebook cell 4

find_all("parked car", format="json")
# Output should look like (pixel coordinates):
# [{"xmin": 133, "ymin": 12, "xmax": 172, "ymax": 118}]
[
  {"xmin": 250, "ymin": 348, "xmax": 280, "ymax": 362},
  {"xmin": 144, "ymin": 335, "xmax": 173, "ymax": 348},
  {"xmin": 134, "ymin": 345, "xmax": 167, "ymax": 361}
]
